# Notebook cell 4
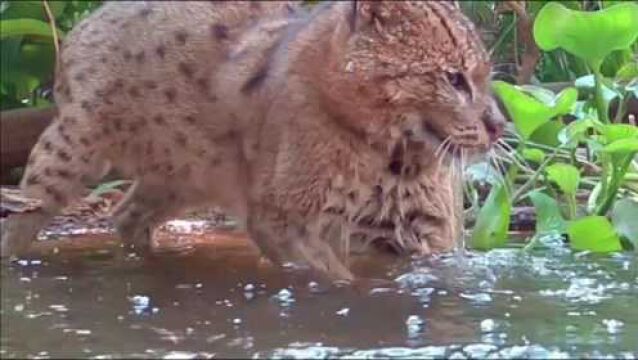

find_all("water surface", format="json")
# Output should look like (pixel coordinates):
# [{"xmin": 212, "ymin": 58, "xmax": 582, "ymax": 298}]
[{"xmin": 1, "ymin": 227, "xmax": 637, "ymax": 359}]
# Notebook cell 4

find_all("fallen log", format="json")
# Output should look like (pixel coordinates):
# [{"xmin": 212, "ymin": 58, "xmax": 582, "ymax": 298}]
[{"xmin": 0, "ymin": 106, "xmax": 56, "ymax": 174}]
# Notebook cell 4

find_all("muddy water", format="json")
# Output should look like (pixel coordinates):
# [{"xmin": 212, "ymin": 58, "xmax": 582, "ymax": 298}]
[{"xmin": 1, "ymin": 224, "xmax": 637, "ymax": 359}]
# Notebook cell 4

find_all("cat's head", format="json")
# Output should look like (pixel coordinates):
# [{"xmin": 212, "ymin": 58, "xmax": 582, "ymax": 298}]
[{"xmin": 313, "ymin": 1, "xmax": 505, "ymax": 168}]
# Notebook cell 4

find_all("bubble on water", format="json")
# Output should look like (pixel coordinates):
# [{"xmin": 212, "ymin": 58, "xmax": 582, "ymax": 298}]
[
  {"xmin": 19, "ymin": 277, "xmax": 31, "ymax": 283},
  {"xmin": 307, "ymin": 281, "xmax": 321, "ymax": 293},
  {"xmin": 335, "ymin": 308, "xmax": 349, "ymax": 317},
  {"xmin": 232, "ymin": 318, "xmax": 242, "ymax": 325},
  {"xmin": 395, "ymin": 270, "xmax": 438, "ymax": 289},
  {"xmin": 602, "ymin": 319, "xmax": 624, "ymax": 334},
  {"xmin": 13, "ymin": 304, "xmax": 24, "ymax": 312},
  {"xmin": 463, "ymin": 343, "xmax": 497, "ymax": 358},
  {"xmin": 244, "ymin": 283, "xmax": 255, "ymax": 292},
  {"xmin": 49, "ymin": 304, "xmax": 68, "ymax": 312},
  {"xmin": 460, "ymin": 292, "xmax": 492, "ymax": 304},
  {"xmin": 480, "ymin": 319, "xmax": 496, "ymax": 333},
  {"xmin": 448, "ymin": 351, "xmax": 467, "ymax": 359},
  {"xmin": 162, "ymin": 351, "xmax": 198, "ymax": 359},
  {"xmin": 130, "ymin": 295, "xmax": 151, "ymax": 315},
  {"xmin": 405, "ymin": 315, "xmax": 425, "ymax": 338},
  {"xmin": 273, "ymin": 288, "xmax": 295, "ymax": 307}
]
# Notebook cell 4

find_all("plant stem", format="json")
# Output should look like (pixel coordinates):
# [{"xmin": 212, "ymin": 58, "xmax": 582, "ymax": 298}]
[
  {"xmin": 596, "ymin": 155, "xmax": 634, "ymax": 215},
  {"xmin": 593, "ymin": 70, "xmax": 609, "ymax": 124},
  {"xmin": 512, "ymin": 145, "xmax": 563, "ymax": 203}
]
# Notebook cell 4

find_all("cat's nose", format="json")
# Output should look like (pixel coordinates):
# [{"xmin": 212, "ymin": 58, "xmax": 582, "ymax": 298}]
[
  {"xmin": 482, "ymin": 99, "xmax": 506, "ymax": 143},
  {"xmin": 483, "ymin": 116, "xmax": 504, "ymax": 143}
]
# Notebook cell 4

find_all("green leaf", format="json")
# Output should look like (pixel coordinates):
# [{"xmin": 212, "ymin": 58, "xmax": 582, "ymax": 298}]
[
  {"xmin": 615, "ymin": 61, "xmax": 638, "ymax": 82},
  {"xmin": 0, "ymin": 1, "xmax": 66, "ymax": 21},
  {"xmin": 603, "ymin": 123, "xmax": 638, "ymax": 144},
  {"xmin": 603, "ymin": 138, "xmax": 638, "ymax": 154},
  {"xmin": 546, "ymin": 163, "xmax": 581, "ymax": 196},
  {"xmin": 0, "ymin": 18, "xmax": 63, "ymax": 40},
  {"xmin": 492, "ymin": 81, "xmax": 576, "ymax": 140},
  {"xmin": 611, "ymin": 198, "xmax": 638, "ymax": 250},
  {"xmin": 470, "ymin": 185, "xmax": 511, "ymax": 250},
  {"xmin": 529, "ymin": 191, "xmax": 567, "ymax": 234},
  {"xmin": 533, "ymin": 2, "xmax": 638, "ymax": 70},
  {"xmin": 529, "ymin": 120, "xmax": 564, "ymax": 147},
  {"xmin": 568, "ymin": 216, "xmax": 623, "ymax": 252},
  {"xmin": 90, "ymin": 180, "xmax": 132, "ymax": 197},
  {"xmin": 522, "ymin": 148, "xmax": 546, "ymax": 164}
]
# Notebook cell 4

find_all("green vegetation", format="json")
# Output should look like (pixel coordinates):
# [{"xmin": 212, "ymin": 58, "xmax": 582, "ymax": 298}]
[
  {"xmin": 0, "ymin": 0, "xmax": 102, "ymax": 110},
  {"xmin": 469, "ymin": 2, "xmax": 638, "ymax": 253}
]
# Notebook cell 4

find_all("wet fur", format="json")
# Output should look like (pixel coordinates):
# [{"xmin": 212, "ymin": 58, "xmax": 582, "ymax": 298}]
[{"xmin": 1, "ymin": 1, "xmax": 505, "ymax": 281}]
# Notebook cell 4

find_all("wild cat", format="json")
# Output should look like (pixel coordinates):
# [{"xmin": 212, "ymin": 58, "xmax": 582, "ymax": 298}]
[{"xmin": 1, "ymin": 1, "xmax": 505, "ymax": 281}]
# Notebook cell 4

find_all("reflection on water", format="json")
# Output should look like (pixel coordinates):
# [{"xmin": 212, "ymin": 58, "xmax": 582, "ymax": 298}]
[{"xmin": 1, "ymin": 230, "xmax": 637, "ymax": 359}]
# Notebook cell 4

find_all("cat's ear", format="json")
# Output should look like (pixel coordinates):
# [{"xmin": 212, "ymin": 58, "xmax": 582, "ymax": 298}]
[{"xmin": 348, "ymin": 0, "xmax": 385, "ymax": 33}]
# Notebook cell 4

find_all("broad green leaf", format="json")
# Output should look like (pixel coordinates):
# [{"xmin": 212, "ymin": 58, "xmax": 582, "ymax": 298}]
[
  {"xmin": 529, "ymin": 191, "xmax": 567, "ymax": 234},
  {"xmin": 568, "ymin": 216, "xmax": 623, "ymax": 252},
  {"xmin": 611, "ymin": 198, "xmax": 638, "ymax": 250},
  {"xmin": 615, "ymin": 62, "xmax": 638, "ymax": 82},
  {"xmin": 0, "ymin": 1, "xmax": 66, "ymax": 21},
  {"xmin": 546, "ymin": 163, "xmax": 581, "ymax": 196},
  {"xmin": 533, "ymin": 2, "xmax": 638, "ymax": 70},
  {"xmin": 603, "ymin": 138, "xmax": 638, "ymax": 154},
  {"xmin": 0, "ymin": 18, "xmax": 63, "ymax": 40},
  {"xmin": 522, "ymin": 148, "xmax": 545, "ymax": 164},
  {"xmin": 492, "ymin": 81, "xmax": 576, "ymax": 140},
  {"xmin": 603, "ymin": 124, "xmax": 638, "ymax": 144},
  {"xmin": 470, "ymin": 185, "xmax": 511, "ymax": 250},
  {"xmin": 529, "ymin": 120, "xmax": 564, "ymax": 147}
]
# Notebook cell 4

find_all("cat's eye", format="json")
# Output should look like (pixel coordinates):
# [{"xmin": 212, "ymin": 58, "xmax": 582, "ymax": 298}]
[{"xmin": 445, "ymin": 72, "xmax": 470, "ymax": 94}]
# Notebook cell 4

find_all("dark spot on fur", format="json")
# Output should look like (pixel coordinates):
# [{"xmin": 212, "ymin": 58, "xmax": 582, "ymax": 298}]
[
  {"xmin": 134, "ymin": 51, "xmax": 145, "ymax": 63},
  {"xmin": 174, "ymin": 131, "xmax": 188, "ymax": 147},
  {"xmin": 25, "ymin": 174, "xmax": 40, "ymax": 186},
  {"xmin": 62, "ymin": 116, "xmax": 77, "ymax": 125},
  {"xmin": 143, "ymin": 80, "xmax": 157, "ymax": 89},
  {"xmin": 73, "ymin": 72, "xmax": 86, "ymax": 82},
  {"xmin": 163, "ymin": 88, "xmax": 177, "ymax": 102},
  {"xmin": 211, "ymin": 24, "xmax": 229, "ymax": 39},
  {"xmin": 56, "ymin": 169, "xmax": 73, "ymax": 179},
  {"xmin": 139, "ymin": 7, "xmax": 152, "ymax": 17},
  {"xmin": 79, "ymin": 137, "xmax": 90, "ymax": 146},
  {"xmin": 80, "ymin": 100, "xmax": 92, "ymax": 112},
  {"xmin": 81, "ymin": 154, "xmax": 90, "ymax": 164},
  {"xmin": 44, "ymin": 167, "xmax": 52, "ymax": 176},
  {"xmin": 42, "ymin": 141, "xmax": 53, "ymax": 152},
  {"xmin": 178, "ymin": 62, "xmax": 195, "ymax": 78},
  {"xmin": 388, "ymin": 160, "xmax": 402, "ymax": 175},
  {"xmin": 113, "ymin": 118, "xmax": 123, "ymax": 132},
  {"xmin": 99, "ymin": 56, "xmax": 108, "ymax": 64},
  {"xmin": 155, "ymin": 45, "xmax": 166, "ymax": 59},
  {"xmin": 152, "ymin": 114, "xmax": 165, "ymax": 125},
  {"xmin": 56, "ymin": 150, "xmax": 72, "ymax": 162},
  {"xmin": 241, "ymin": 65, "xmax": 268, "ymax": 94},
  {"xmin": 113, "ymin": 79, "xmax": 125, "ymax": 88},
  {"xmin": 183, "ymin": 115, "xmax": 197, "ymax": 124},
  {"xmin": 123, "ymin": 49, "xmax": 132, "ymax": 61},
  {"xmin": 174, "ymin": 30, "xmax": 188, "ymax": 45},
  {"xmin": 86, "ymin": 66, "xmax": 97, "ymax": 75},
  {"xmin": 128, "ymin": 86, "xmax": 141, "ymax": 98},
  {"xmin": 210, "ymin": 157, "xmax": 222, "ymax": 166},
  {"xmin": 163, "ymin": 147, "xmax": 172, "ymax": 156},
  {"xmin": 44, "ymin": 186, "xmax": 65, "ymax": 204}
]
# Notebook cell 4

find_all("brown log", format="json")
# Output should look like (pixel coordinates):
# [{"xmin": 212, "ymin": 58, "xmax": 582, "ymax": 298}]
[{"xmin": 0, "ymin": 106, "xmax": 56, "ymax": 173}]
